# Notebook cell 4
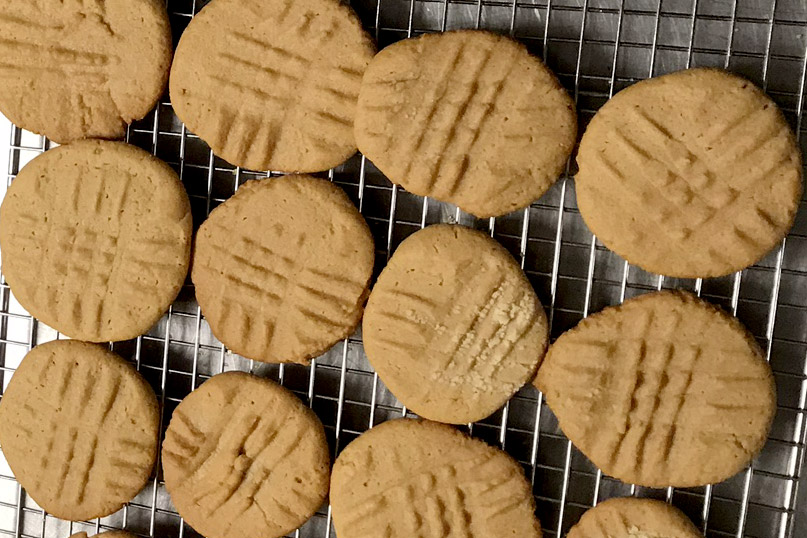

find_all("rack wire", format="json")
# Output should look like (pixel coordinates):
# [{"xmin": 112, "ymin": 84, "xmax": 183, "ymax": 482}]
[{"xmin": 1, "ymin": 0, "xmax": 807, "ymax": 537}]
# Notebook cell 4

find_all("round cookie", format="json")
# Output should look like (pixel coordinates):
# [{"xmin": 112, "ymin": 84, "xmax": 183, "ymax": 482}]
[
  {"xmin": 575, "ymin": 67, "xmax": 802, "ymax": 278},
  {"xmin": 356, "ymin": 30, "xmax": 576, "ymax": 218},
  {"xmin": 170, "ymin": 0, "xmax": 375, "ymax": 172},
  {"xmin": 331, "ymin": 419, "xmax": 542, "ymax": 538},
  {"xmin": 535, "ymin": 290, "xmax": 776, "ymax": 488},
  {"xmin": 70, "ymin": 531, "xmax": 137, "ymax": 538},
  {"xmin": 0, "ymin": 0, "xmax": 171, "ymax": 143},
  {"xmin": 192, "ymin": 175, "xmax": 374, "ymax": 364},
  {"xmin": 162, "ymin": 371, "xmax": 330, "ymax": 538},
  {"xmin": 362, "ymin": 224, "xmax": 548, "ymax": 424},
  {"xmin": 0, "ymin": 140, "xmax": 193, "ymax": 342},
  {"xmin": 0, "ymin": 340, "xmax": 159, "ymax": 521},
  {"xmin": 568, "ymin": 497, "xmax": 703, "ymax": 538}
]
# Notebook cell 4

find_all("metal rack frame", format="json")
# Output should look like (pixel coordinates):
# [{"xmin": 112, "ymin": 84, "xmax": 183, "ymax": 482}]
[{"xmin": 2, "ymin": 0, "xmax": 807, "ymax": 537}]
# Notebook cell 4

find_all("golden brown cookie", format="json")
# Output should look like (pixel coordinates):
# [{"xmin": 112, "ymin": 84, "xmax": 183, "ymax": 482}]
[
  {"xmin": 162, "ymin": 371, "xmax": 330, "ymax": 538},
  {"xmin": 535, "ymin": 290, "xmax": 776, "ymax": 488},
  {"xmin": 331, "ymin": 419, "xmax": 541, "ymax": 538},
  {"xmin": 69, "ymin": 531, "xmax": 137, "ymax": 538},
  {"xmin": 568, "ymin": 497, "xmax": 703, "ymax": 538},
  {"xmin": 0, "ymin": 340, "xmax": 159, "ymax": 521},
  {"xmin": 362, "ymin": 224, "xmax": 548, "ymax": 424},
  {"xmin": 192, "ymin": 175, "xmax": 374, "ymax": 364},
  {"xmin": 0, "ymin": 140, "xmax": 193, "ymax": 342},
  {"xmin": 0, "ymin": 0, "xmax": 172, "ymax": 143},
  {"xmin": 575, "ymin": 67, "xmax": 802, "ymax": 278},
  {"xmin": 170, "ymin": 0, "xmax": 375, "ymax": 172},
  {"xmin": 356, "ymin": 30, "xmax": 576, "ymax": 217}
]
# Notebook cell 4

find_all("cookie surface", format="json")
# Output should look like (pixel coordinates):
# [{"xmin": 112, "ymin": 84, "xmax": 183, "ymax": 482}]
[
  {"xmin": 356, "ymin": 30, "xmax": 576, "ymax": 217},
  {"xmin": 162, "ymin": 372, "xmax": 330, "ymax": 538},
  {"xmin": 70, "ymin": 531, "xmax": 137, "ymax": 538},
  {"xmin": 575, "ymin": 68, "xmax": 802, "ymax": 278},
  {"xmin": 0, "ymin": 140, "xmax": 193, "ymax": 342},
  {"xmin": 0, "ymin": 341, "xmax": 159, "ymax": 521},
  {"xmin": 363, "ymin": 224, "xmax": 548, "ymax": 424},
  {"xmin": 170, "ymin": 0, "xmax": 375, "ymax": 172},
  {"xmin": 331, "ymin": 419, "xmax": 541, "ymax": 538},
  {"xmin": 568, "ymin": 497, "xmax": 703, "ymax": 538},
  {"xmin": 192, "ymin": 175, "xmax": 374, "ymax": 364},
  {"xmin": 0, "ymin": 0, "xmax": 171, "ymax": 143},
  {"xmin": 535, "ymin": 291, "xmax": 776, "ymax": 487}
]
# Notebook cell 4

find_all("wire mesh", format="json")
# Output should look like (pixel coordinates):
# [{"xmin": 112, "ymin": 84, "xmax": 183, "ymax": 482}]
[{"xmin": 1, "ymin": 0, "xmax": 807, "ymax": 537}]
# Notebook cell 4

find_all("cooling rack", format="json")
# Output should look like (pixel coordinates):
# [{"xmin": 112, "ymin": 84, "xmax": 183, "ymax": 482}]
[{"xmin": 2, "ymin": 0, "xmax": 807, "ymax": 537}]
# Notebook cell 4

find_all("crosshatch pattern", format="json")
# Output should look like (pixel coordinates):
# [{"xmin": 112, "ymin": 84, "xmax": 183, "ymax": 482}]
[{"xmin": 1, "ymin": 1, "xmax": 807, "ymax": 538}]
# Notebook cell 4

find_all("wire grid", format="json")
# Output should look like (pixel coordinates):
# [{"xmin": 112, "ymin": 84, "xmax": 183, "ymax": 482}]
[{"xmin": 1, "ymin": 0, "xmax": 807, "ymax": 537}]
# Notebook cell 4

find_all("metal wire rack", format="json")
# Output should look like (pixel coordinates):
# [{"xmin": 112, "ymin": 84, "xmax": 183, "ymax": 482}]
[{"xmin": 1, "ymin": 0, "xmax": 807, "ymax": 537}]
